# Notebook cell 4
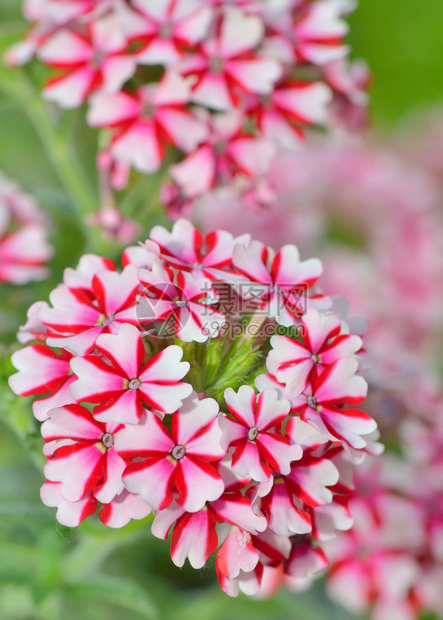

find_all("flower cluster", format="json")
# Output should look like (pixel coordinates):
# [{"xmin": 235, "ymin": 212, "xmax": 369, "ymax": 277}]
[
  {"xmin": 9, "ymin": 219, "xmax": 379, "ymax": 596},
  {"xmin": 7, "ymin": 0, "xmax": 368, "ymax": 215},
  {"xmin": 324, "ymin": 410, "xmax": 443, "ymax": 620},
  {"xmin": 192, "ymin": 119, "xmax": 443, "ymax": 614},
  {"xmin": 0, "ymin": 171, "xmax": 53, "ymax": 285}
]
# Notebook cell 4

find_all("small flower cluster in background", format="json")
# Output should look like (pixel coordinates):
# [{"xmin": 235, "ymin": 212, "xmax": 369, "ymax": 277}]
[
  {"xmin": 9, "ymin": 219, "xmax": 380, "ymax": 597},
  {"xmin": 6, "ymin": 0, "xmax": 369, "ymax": 220},
  {"xmin": 325, "ymin": 421, "xmax": 443, "ymax": 620},
  {"xmin": 0, "ymin": 171, "xmax": 53, "ymax": 285}
]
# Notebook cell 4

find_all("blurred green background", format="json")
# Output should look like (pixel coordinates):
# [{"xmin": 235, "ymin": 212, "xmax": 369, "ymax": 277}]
[{"xmin": 0, "ymin": 0, "xmax": 442, "ymax": 618}]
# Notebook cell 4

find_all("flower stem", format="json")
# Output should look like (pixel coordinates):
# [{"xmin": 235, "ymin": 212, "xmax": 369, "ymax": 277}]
[{"xmin": 0, "ymin": 70, "xmax": 97, "ymax": 217}]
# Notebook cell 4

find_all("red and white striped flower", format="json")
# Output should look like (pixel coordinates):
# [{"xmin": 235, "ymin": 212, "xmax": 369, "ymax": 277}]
[
  {"xmin": 40, "ymin": 481, "xmax": 98, "ymax": 527},
  {"xmin": 17, "ymin": 301, "xmax": 49, "ymax": 345},
  {"xmin": 42, "ymin": 403, "xmax": 128, "ymax": 503},
  {"xmin": 62, "ymin": 253, "xmax": 116, "ymax": 292},
  {"xmin": 0, "ymin": 172, "xmax": 53, "ymax": 284},
  {"xmin": 233, "ymin": 240, "xmax": 323, "ymax": 325},
  {"xmin": 284, "ymin": 538, "xmax": 329, "ymax": 591},
  {"xmin": 87, "ymin": 71, "xmax": 208, "ymax": 174},
  {"xmin": 0, "ymin": 226, "xmax": 52, "ymax": 285},
  {"xmin": 133, "ymin": 0, "xmax": 213, "ymax": 66},
  {"xmin": 216, "ymin": 525, "xmax": 263, "ymax": 597},
  {"xmin": 286, "ymin": 417, "xmax": 340, "ymax": 509},
  {"xmin": 252, "ymin": 476, "xmax": 312, "ymax": 538},
  {"xmin": 99, "ymin": 488, "xmax": 152, "ymax": 529},
  {"xmin": 151, "ymin": 456, "xmax": 267, "ymax": 569},
  {"xmin": 9, "ymin": 344, "xmax": 75, "ymax": 421},
  {"xmin": 251, "ymin": 80, "xmax": 331, "ymax": 148},
  {"xmin": 149, "ymin": 218, "xmax": 250, "ymax": 281},
  {"xmin": 40, "ymin": 264, "xmax": 141, "ymax": 355},
  {"xmin": 70, "ymin": 322, "xmax": 192, "ymax": 424},
  {"xmin": 9, "ymin": 221, "xmax": 379, "ymax": 598},
  {"xmin": 40, "ymin": 483, "xmax": 151, "ymax": 528},
  {"xmin": 179, "ymin": 6, "xmax": 281, "ymax": 111},
  {"xmin": 4, "ymin": 0, "xmax": 96, "ymax": 66},
  {"xmin": 38, "ymin": 13, "xmax": 138, "ymax": 108},
  {"xmin": 293, "ymin": 0, "xmax": 351, "ymax": 66},
  {"xmin": 268, "ymin": 308, "xmax": 363, "ymax": 395},
  {"xmin": 117, "ymin": 395, "xmax": 225, "ymax": 512},
  {"xmin": 292, "ymin": 358, "xmax": 376, "ymax": 449},
  {"xmin": 23, "ymin": 0, "xmax": 96, "ymax": 25},
  {"xmin": 138, "ymin": 258, "xmax": 226, "ymax": 342},
  {"xmin": 169, "ymin": 110, "xmax": 276, "ymax": 199},
  {"xmin": 221, "ymin": 385, "xmax": 301, "ymax": 481}
]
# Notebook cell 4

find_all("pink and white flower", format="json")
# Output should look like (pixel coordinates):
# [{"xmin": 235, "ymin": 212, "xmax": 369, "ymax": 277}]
[
  {"xmin": 41, "ymin": 482, "xmax": 151, "ymax": 528},
  {"xmin": 151, "ymin": 458, "xmax": 266, "ymax": 569},
  {"xmin": 323, "ymin": 58, "xmax": 370, "ymax": 131},
  {"xmin": 23, "ymin": 0, "xmax": 95, "ymax": 25},
  {"xmin": 285, "ymin": 417, "xmax": 340, "ymax": 509},
  {"xmin": 284, "ymin": 538, "xmax": 329, "ymax": 590},
  {"xmin": 40, "ymin": 481, "xmax": 98, "ymax": 527},
  {"xmin": 0, "ymin": 173, "xmax": 53, "ymax": 284},
  {"xmin": 9, "ymin": 220, "xmax": 380, "ymax": 598},
  {"xmin": 99, "ymin": 488, "xmax": 152, "ymax": 529},
  {"xmin": 62, "ymin": 253, "xmax": 116, "ymax": 292},
  {"xmin": 0, "ymin": 226, "xmax": 52, "ymax": 285},
  {"xmin": 4, "ymin": 0, "xmax": 95, "ymax": 66},
  {"xmin": 17, "ymin": 301, "xmax": 49, "ymax": 344},
  {"xmin": 216, "ymin": 525, "xmax": 263, "ymax": 596},
  {"xmin": 253, "ymin": 475, "xmax": 312, "ymax": 538},
  {"xmin": 293, "ymin": 0, "xmax": 351, "ymax": 66}
]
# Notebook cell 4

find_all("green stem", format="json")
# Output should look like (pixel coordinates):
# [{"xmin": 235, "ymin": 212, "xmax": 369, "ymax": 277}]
[
  {"xmin": 239, "ymin": 311, "xmax": 269, "ymax": 342},
  {"xmin": 0, "ymin": 71, "xmax": 97, "ymax": 217},
  {"xmin": 26, "ymin": 102, "xmax": 98, "ymax": 218},
  {"xmin": 0, "ymin": 69, "xmax": 120, "ymax": 254}
]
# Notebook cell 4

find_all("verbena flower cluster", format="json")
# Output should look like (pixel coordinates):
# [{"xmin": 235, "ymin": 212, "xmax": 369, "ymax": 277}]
[
  {"xmin": 0, "ymin": 171, "xmax": 53, "ymax": 285},
  {"xmin": 196, "ymin": 123, "xmax": 443, "ymax": 616},
  {"xmin": 9, "ymin": 218, "xmax": 380, "ymax": 596},
  {"xmin": 7, "ymin": 0, "xmax": 368, "ymax": 215}
]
